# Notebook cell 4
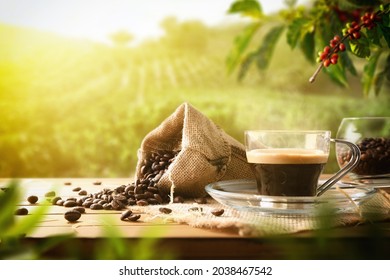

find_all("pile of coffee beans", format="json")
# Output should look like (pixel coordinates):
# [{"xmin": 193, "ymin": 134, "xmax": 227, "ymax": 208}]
[
  {"xmin": 54, "ymin": 150, "xmax": 179, "ymax": 221},
  {"xmin": 337, "ymin": 137, "xmax": 390, "ymax": 176},
  {"xmin": 12, "ymin": 149, "xmax": 226, "ymax": 222}
]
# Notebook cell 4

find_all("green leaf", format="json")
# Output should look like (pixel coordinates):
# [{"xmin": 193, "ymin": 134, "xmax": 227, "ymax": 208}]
[
  {"xmin": 300, "ymin": 31, "xmax": 315, "ymax": 63},
  {"xmin": 5, "ymin": 202, "xmax": 49, "ymax": 237},
  {"xmin": 378, "ymin": 23, "xmax": 390, "ymax": 48},
  {"xmin": 287, "ymin": 18, "xmax": 311, "ymax": 49},
  {"xmin": 349, "ymin": 34, "xmax": 371, "ymax": 58},
  {"xmin": 227, "ymin": 0, "xmax": 263, "ymax": 19},
  {"xmin": 0, "ymin": 180, "xmax": 20, "ymax": 233},
  {"xmin": 226, "ymin": 22, "xmax": 261, "ymax": 74},
  {"xmin": 238, "ymin": 52, "xmax": 257, "ymax": 81},
  {"xmin": 362, "ymin": 50, "xmax": 383, "ymax": 95},
  {"xmin": 323, "ymin": 62, "xmax": 349, "ymax": 87},
  {"xmin": 366, "ymin": 25, "xmax": 383, "ymax": 47},
  {"xmin": 256, "ymin": 25, "xmax": 285, "ymax": 70},
  {"xmin": 340, "ymin": 51, "xmax": 357, "ymax": 76}
]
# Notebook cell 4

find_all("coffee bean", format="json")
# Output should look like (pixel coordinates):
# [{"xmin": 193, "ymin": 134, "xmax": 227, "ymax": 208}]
[
  {"xmin": 159, "ymin": 207, "xmax": 172, "ymax": 214},
  {"xmin": 127, "ymin": 214, "xmax": 141, "ymax": 222},
  {"xmin": 63, "ymin": 200, "xmax": 78, "ymax": 207},
  {"xmin": 120, "ymin": 209, "xmax": 133, "ymax": 220},
  {"xmin": 102, "ymin": 203, "xmax": 112, "ymax": 210},
  {"xmin": 72, "ymin": 206, "xmax": 86, "ymax": 214},
  {"xmin": 72, "ymin": 187, "xmax": 81, "ymax": 192},
  {"xmin": 93, "ymin": 181, "xmax": 102, "ymax": 185},
  {"xmin": 51, "ymin": 196, "xmax": 62, "ymax": 205},
  {"xmin": 136, "ymin": 199, "xmax": 149, "ymax": 206},
  {"xmin": 78, "ymin": 190, "xmax": 87, "ymax": 196},
  {"xmin": 147, "ymin": 198, "xmax": 159, "ymax": 205},
  {"xmin": 90, "ymin": 203, "xmax": 103, "ymax": 210},
  {"xmin": 27, "ymin": 195, "xmax": 38, "ymax": 204},
  {"xmin": 211, "ymin": 208, "xmax": 224, "ymax": 216},
  {"xmin": 64, "ymin": 210, "xmax": 81, "ymax": 222},
  {"xmin": 114, "ymin": 194, "xmax": 127, "ymax": 202},
  {"xmin": 56, "ymin": 199, "xmax": 65, "ymax": 206},
  {"xmin": 64, "ymin": 182, "xmax": 72, "ymax": 185},
  {"xmin": 153, "ymin": 194, "xmax": 163, "ymax": 204},
  {"xmin": 15, "ymin": 207, "xmax": 28, "ymax": 215},
  {"xmin": 98, "ymin": 200, "xmax": 107, "ymax": 206}
]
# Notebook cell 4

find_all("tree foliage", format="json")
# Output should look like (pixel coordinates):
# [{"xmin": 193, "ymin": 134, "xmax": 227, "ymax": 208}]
[{"xmin": 227, "ymin": 0, "xmax": 390, "ymax": 96}]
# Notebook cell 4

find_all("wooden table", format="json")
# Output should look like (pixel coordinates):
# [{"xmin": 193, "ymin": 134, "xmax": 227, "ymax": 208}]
[{"xmin": 1, "ymin": 177, "xmax": 390, "ymax": 260}]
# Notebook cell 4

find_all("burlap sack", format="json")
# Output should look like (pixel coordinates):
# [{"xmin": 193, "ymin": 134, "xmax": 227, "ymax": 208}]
[{"xmin": 135, "ymin": 102, "xmax": 255, "ymax": 198}]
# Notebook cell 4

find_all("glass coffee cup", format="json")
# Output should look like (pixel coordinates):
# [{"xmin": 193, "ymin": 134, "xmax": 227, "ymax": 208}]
[{"xmin": 244, "ymin": 130, "xmax": 361, "ymax": 197}]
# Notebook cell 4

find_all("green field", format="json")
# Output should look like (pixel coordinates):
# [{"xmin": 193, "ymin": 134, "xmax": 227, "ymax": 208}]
[{"xmin": 1, "ymin": 22, "xmax": 389, "ymax": 178}]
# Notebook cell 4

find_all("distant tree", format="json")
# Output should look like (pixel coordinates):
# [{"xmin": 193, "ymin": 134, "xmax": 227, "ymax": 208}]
[{"xmin": 227, "ymin": 0, "xmax": 390, "ymax": 96}]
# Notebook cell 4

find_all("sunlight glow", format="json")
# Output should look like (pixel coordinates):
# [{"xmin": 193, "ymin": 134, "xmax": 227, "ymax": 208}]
[{"xmin": 0, "ymin": 0, "xmax": 307, "ymax": 44}]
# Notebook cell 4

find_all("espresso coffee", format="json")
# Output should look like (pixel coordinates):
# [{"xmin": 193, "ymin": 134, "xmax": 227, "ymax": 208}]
[{"xmin": 246, "ymin": 148, "xmax": 328, "ymax": 196}]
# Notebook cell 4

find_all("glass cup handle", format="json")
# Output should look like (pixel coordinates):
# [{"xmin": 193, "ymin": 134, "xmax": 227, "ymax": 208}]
[{"xmin": 316, "ymin": 139, "xmax": 361, "ymax": 197}]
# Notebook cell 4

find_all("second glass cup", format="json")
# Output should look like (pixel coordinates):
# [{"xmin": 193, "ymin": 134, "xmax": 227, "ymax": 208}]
[{"xmin": 244, "ymin": 130, "xmax": 360, "ymax": 197}]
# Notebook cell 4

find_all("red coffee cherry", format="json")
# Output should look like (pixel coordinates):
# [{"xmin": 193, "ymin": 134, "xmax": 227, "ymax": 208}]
[
  {"xmin": 338, "ymin": 43, "xmax": 346, "ymax": 52},
  {"xmin": 323, "ymin": 59, "xmax": 331, "ymax": 67},
  {"xmin": 330, "ymin": 54, "xmax": 339, "ymax": 65}
]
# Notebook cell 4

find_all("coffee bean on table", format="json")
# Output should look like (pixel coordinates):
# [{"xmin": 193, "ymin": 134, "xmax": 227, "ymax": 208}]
[
  {"xmin": 127, "ymin": 214, "xmax": 141, "ymax": 222},
  {"xmin": 73, "ymin": 206, "xmax": 86, "ymax": 214},
  {"xmin": 51, "ymin": 196, "xmax": 62, "ymax": 205},
  {"xmin": 136, "ymin": 199, "xmax": 149, "ymax": 206},
  {"xmin": 56, "ymin": 199, "xmax": 65, "ymax": 206},
  {"xmin": 120, "ymin": 209, "xmax": 133, "ymax": 220},
  {"xmin": 211, "ymin": 208, "xmax": 224, "ymax": 217},
  {"xmin": 15, "ymin": 207, "xmax": 28, "ymax": 215},
  {"xmin": 72, "ymin": 187, "xmax": 81, "ymax": 192},
  {"xmin": 63, "ymin": 200, "xmax": 78, "ymax": 208},
  {"xmin": 103, "ymin": 203, "xmax": 112, "ymax": 210},
  {"xmin": 64, "ymin": 210, "xmax": 81, "ymax": 222},
  {"xmin": 90, "ymin": 203, "xmax": 103, "ymax": 210},
  {"xmin": 159, "ymin": 207, "xmax": 172, "ymax": 214},
  {"xmin": 27, "ymin": 195, "xmax": 38, "ymax": 204},
  {"xmin": 78, "ymin": 190, "xmax": 87, "ymax": 196}
]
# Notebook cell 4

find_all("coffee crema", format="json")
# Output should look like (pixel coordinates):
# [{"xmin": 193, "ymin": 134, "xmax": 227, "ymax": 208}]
[
  {"xmin": 246, "ymin": 149, "xmax": 328, "ymax": 197},
  {"xmin": 246, "ymin": 148, "xmax": 329, "ymax": 164}
]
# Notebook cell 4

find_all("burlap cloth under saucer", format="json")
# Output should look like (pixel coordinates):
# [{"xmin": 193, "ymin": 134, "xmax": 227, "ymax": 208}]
[{"xmin": 129, "ymin": 189, "xmax": 390, "ymax": 237}]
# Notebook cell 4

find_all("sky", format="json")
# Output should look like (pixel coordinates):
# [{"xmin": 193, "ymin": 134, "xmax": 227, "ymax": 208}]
[{"xmin": 0, "ymin": 0, "xmax": 308, "ymax": 44}]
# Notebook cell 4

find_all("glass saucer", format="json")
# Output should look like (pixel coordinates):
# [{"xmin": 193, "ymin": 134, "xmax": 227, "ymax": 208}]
[{"xmin": 205, "ymin": 179, "xmax": 376, "ymax": 216}]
